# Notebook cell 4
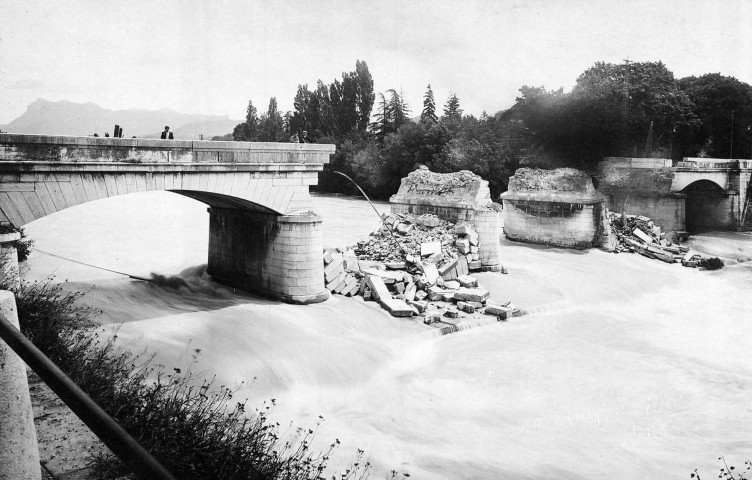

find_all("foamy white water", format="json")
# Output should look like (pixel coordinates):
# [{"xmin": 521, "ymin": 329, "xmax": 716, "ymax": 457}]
[{"xmin": 22, "ymin": 191, "xmax": 752, "ymax": 479}]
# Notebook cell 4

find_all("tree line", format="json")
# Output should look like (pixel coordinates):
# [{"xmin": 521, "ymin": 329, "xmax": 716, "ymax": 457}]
[{"xmin": 216, "ymin": 59, "xmax": 752, "ymax": 200}]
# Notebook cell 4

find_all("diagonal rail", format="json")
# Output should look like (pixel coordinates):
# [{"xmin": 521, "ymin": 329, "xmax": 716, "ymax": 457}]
[{"xmin": 0, "ymin": 312, "xmax": 176, "ymax": 480}]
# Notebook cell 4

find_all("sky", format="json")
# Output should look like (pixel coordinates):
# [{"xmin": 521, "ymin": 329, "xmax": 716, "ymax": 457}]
[{"xmin": 1, "ymin": 0, "xmax": 751, "ymax": 124}]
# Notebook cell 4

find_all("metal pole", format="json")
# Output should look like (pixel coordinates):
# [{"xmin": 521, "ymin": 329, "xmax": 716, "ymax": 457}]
[
  {"xmin": 333, "ymin": 171, "xmax": 408, "ymax": 256},
  {"xmin": 0, "ymin": 312, "xmax": 176, "ymax": 480}
]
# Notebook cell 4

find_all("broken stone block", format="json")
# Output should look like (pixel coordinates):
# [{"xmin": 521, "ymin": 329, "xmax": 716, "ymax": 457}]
[
  {"xmin": 481, "ymin": 265, "xmax": 501, "ymax": 272},
  {"xmin": 323, "ymin": 250, "xmax": 334, "ymax": 264},
  {"xmin": 333, "ymin": 278, "xmax": 348, "ymax": 294},
  {"xmin": 468, "ymin": 260, "xmax": 482, "ymax": 271},
  {"xmin": 394, "ymin": 282, "xmax": 405, "ymax": 294},
  {"xmin": 424, "ymin": 311, "xmax": 442, "ymax": 324},
  {"xmin": 422, "ymin": 263, "xmax": 440, "ymax": 284},
  {"xmin": 454, "ymin": 287, "xmax": 490, "ymax": 303},
  {"xmin": 385, "ymin": 261, "xmax": 406, "ymax": 270},
  {"xmin": 512, "ymin": 308, "xmax": 526, "ymax": 317},
  {"xmin": 407, "ymin": 299, "xmax": 428, "ymax": 313},
  {"xmin": 456, "ymin": 256, "xmax": 470, "ymax": 276},
  {"xmin": 343, "ymin": 254, "xmax": 360, "ymax": 272},
  {"xmin": 404, "ymin": 283, "xmax": 417, "ymax": 302},
  {"xmin": 457, "ymin": 301, "xmax": 475, "ymax": 314},
  {"xmin": 324, "ymin": 255, "xmax": 345, "ymax": 282},
  {"xmin": 443, "ymin": 309, "xmax": 460, "ymax": 319},
  {"xmin": 427, "ymin": 285, "xmax": 445, "ymax": 301},
  {"xmin": 471, "ymin": 253, "xmax": 480, "ymax": 261},
  {"xmin": 379, "ymin": 298, "xmax": 414, "ymax": 317},
  {"xmin": 441, "ymin": 292, "xmax": 455, "ymax": 302},
  {"xmin": 484, "ymin": 304, "xmax": 513, "ymax": 320},
  {"xmin": 426, "ymin": 252, "xmax": 443, "ymax": 264},
  {"xmin": 366, "ymin": 275, "xmax": 392, "ymax": 301},
  {"xmin": 633, "ymin": 228, "xmax": 654, "ymax": 244},
  {"xmin": 421, "ymin": 241, "xmax": 442, "ymax": 257},
  {"xmin": 325, "ymin": 271, "xmax": 346, "ymax": 291},
  {"xmin": 344, "ymin": 281, "xmax": 361, "ymax": 296},
  {"xmin": 456, "ymin": 238, "xmax": 470, "ymax": 254},
  {"xmin": 469, "ymin": 245, "xmax": 479, "ymax": 254},
  {"xmin": 468, "ymin": 231, "xmax": 479, "ymax": 246},
  {"xmin": 439, "ymin": 258, "xmax": 458, "ymax": 278},
  {"xmin": 444, "ymin": 280, "xmax": 460, "ymax": 290},
  {"xmin": 414, "ymin": 289, "xmax": 428, "ymax": 301},
  {"xmin": 467, "ymin": 301, "xmax": 484, "ymax": 309},
  {"xmin": 501, "ymin": 266, "xmax": 509, "ymax": 274},
  {"xmin": 457, "ymin": 274, "xmax": 478, "ymax": 288},
  {"xmin": 454, "ymin": 224, "xmax": 473, "ymax": 235},
  {"xmin": 435, "ymin": 276, "xmax": 445, "ymax": 287},
  {"xmin": 396, "ymin": 223, "xmax": 413, "ymax": 235}
]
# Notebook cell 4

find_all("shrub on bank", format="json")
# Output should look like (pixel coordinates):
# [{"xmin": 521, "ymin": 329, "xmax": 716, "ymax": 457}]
[{"xmin": 7, "ymin": 279, "xmax": 378, "ymax": 480}]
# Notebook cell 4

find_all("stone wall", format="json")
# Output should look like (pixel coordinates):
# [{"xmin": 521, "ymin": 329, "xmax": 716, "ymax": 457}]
[
  {"xmin": 605, "ymin": 193, "xmax": 686, "ymax": 233},
  {"xmin": 502, "ymin": 199, "xmax": 606, "ymax": 249},
  {"xmin": 207, "ymin": 208, "xmax": 326, "ymax": 304},
  {"xmin": 500, "ymin": 168, "xmax": 608, "ymax": 249}
]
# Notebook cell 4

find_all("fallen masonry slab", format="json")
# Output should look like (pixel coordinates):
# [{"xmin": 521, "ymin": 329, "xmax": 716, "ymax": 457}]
[
  {"xmin": 454, "ymin": 287, "xmax": 490, "ymax": 303},
  {"xmin": 407, "ymin": 299, "xmax": 428, "ymax": 313},
  {"xmin": 379, "ymin": 298, "xmax": 415, "ymax": 317},
  {"xmin": 325, "ymin": 271, "xmax": 346, "ymax": 291},
  {"xmin": 457, "ymin": 301, "xmax": 475, "ymax": 314},
  {"xmin": 484, "ymin": 304, "xmax": 513, "ymax": 320},
  {"xmin": 457, "ymin": 274, "xmax": 477, "ymax": 288},
  {"xmin": 422, "ymin": 263, "xmax": 440, "ymax": 284},
  {"xmin": 421, "ymin": 241, "xmax": 442, "ymax": 257},
  {"xmin": 365, "ymin": 275, "xmax": 392, "ymax": 301}
]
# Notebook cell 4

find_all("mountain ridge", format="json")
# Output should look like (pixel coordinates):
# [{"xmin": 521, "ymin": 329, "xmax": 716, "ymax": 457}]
[{"xmin": 0, "ymin": 99, "xmax": 241, "ymax": 139}]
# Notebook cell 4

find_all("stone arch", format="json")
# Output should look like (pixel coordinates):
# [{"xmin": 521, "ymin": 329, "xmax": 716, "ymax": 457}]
[
  {"xmin": 681, "ymin": 179, "xmax": 736, "ymax": 231},
  {"xmin": 0, "ymin": 170, "xmax": 309, "ymax": 228}
]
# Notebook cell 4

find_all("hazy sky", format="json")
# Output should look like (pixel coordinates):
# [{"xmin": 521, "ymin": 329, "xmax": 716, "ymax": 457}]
[{"xmin": 1, "ymin": 0, "xmax": 751, "ymax": 124}]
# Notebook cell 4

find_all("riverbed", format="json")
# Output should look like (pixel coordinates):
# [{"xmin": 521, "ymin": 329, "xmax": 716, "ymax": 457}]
[{"xmin": 23, "ymin": 191, "xmax": 752, "ymax": 479}]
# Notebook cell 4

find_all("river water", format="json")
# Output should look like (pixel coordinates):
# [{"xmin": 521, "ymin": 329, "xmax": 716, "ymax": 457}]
[{"xmin": 22, "ymin": 191, "xmax": 752, "ymax": 479}]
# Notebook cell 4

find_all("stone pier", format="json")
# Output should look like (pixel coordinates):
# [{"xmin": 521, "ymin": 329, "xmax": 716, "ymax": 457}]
[{"xmin": 207, "ymin": 208, "xmax": 327, "ymax": 304}]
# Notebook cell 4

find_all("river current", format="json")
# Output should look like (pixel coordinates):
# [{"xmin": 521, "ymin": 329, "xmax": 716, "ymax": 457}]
[{"xmin": 22, "ymin": 191, "xmax": 752, "ymax": 479}]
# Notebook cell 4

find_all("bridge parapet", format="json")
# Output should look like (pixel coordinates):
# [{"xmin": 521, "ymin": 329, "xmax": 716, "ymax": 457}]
[
  {"xmin": 676, "ymin": 158, "xmax": 743, "ymax": 170},
  {"xmin": 0, "ymin": 133, "xmax": 334, "ymax": 165}
]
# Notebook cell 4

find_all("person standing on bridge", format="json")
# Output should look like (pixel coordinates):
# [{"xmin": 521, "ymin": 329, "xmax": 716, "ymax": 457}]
[{"xmin": 161, "ymin": 126, "xmax": 174, "ymax": 140}]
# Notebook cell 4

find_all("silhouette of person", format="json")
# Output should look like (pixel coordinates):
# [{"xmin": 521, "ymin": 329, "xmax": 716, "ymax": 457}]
[
  {"xmin": 300, "ymin": 130, "xmax": 313, "ymax": 143},
  {"xmin": 290, "ymin": 133, "xmax": 299, "ymax": 143},
  {"xmin": 161, "ymin": 126, "xmax": 174, "ymax": 139},
  {"xmin": 104, "ymin": 132, "xmax": 110, "ymax": 137},
  {"xmin": 93, "ymin": 133, "xmax": 99, "ymax": 137}
]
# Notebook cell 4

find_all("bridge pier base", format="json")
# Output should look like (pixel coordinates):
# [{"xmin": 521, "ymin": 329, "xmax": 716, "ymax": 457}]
[{"xmin": 207, "ymin": 208, "xmax": 328, "ymax": 304}]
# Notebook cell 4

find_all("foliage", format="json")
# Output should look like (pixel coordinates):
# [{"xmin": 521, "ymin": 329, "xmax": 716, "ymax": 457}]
[
  {"xmin": 420, "ymin": 84, "xmax": 438, "ymax": 125},
  {"xmin": 678, "ymin": 73, "xmax": 752, "ymax": 159},
  {"xmin": 0, "ymin": 224, "xmax": 34, "ymax": 262},
  {"xmin": 510, "ymin": 61, "xmax": 699, "ymax": 168},
  {"xmin": 7, "ymin": 279, "xmax": 382, "ymax": 480},
  {"xmin": 692, "ymin": 457, "xmax": 751, "ymax": 479}
]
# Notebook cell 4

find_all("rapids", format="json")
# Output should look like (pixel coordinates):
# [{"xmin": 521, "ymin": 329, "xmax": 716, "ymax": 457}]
[{"xmin": 22, "ymin": 191, "xmax": 752, "ymax": 479}]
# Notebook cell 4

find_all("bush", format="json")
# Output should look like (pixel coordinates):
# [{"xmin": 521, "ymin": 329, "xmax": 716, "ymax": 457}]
[
  {"xmin": 8, "ymin": 279, "xmax": 381, "ymax": 480},
  {"xmin": 0, "ymin": 224, "xmax": 34, "ymax": 262}
]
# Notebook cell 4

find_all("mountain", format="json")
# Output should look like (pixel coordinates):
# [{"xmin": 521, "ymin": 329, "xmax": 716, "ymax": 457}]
[{"xmin": 0, "ymin": 99, "xmax": 241, "ymax": 139}]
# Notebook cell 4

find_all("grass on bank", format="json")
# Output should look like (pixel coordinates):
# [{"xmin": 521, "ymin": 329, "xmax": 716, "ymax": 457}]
[{"xmin": 8, "ymin": 278, "xmax": 394, "ymax": 480}]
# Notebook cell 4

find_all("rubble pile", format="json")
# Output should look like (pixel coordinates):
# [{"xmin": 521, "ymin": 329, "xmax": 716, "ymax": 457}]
[
  {"xmin": 352, "ymin": 212, "xmax": 483, "ymax": 272},
  {"xmin": 607, "ymin": 212, "xmax": 724, "ymax": 269},
  {"xmin": 322, "ymin": 214, "xmax": 524, "ymax": 326}
]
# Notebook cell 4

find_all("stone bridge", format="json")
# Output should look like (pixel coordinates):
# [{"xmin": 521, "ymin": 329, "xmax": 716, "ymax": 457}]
[
  {"xmin": 597, "ymin": 157, "xmax": 752, "ymax": 233},
  {"xmin": 0, "ymin": 133, "xmax": 335, "ymax": 303}
]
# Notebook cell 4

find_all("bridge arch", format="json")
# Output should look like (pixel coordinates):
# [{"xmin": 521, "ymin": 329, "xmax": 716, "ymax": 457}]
[
  {"xmin": 681, "ymin": 179, "xmax": 736, "ymax": 231},
  {"xmin": 0, "ymin": 134, "xmax": 334, "ymax": 304}
]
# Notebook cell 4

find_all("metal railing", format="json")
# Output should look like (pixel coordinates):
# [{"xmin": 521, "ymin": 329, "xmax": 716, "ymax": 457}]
[{"xmin": 0, "ymin": 312, "xmax": 176, "ymax": 480}]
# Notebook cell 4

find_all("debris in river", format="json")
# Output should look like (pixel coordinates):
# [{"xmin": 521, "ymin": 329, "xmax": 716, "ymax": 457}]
[{"xmin": 321, "ymin": 212, "xmax": 526, "ymax": 326}]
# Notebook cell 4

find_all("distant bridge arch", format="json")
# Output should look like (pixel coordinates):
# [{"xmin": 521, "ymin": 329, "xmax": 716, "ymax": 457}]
[{"xmin": 0, "ymin": 134, "xmax": 335, "ymax": 304}]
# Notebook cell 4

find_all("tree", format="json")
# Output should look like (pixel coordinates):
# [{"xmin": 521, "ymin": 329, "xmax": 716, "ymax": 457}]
[
  {"xmin": 678, "ymin": 73, "xmax": 752, "ymax": 159},
  {"xmin": 370, "ymin": 89, "xmax": 410, "ymax": 142},
  {"xmin": 354, "ymin": 60, "xmax": 375, "ymax": 132},
  {"xmin": 443, "ymin": 93, "xmax": 463, "ymax": 122},
  {"xmin": 421, "ymin": 84, "xmax": 438, "ymax": 125},
  {"xmin": 258, "ymin": 97, "xmax": 286, "ymax": 142},
  {"xmin": 245, "ymin": 100, "xmax": 259, "ymax": 141}
]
